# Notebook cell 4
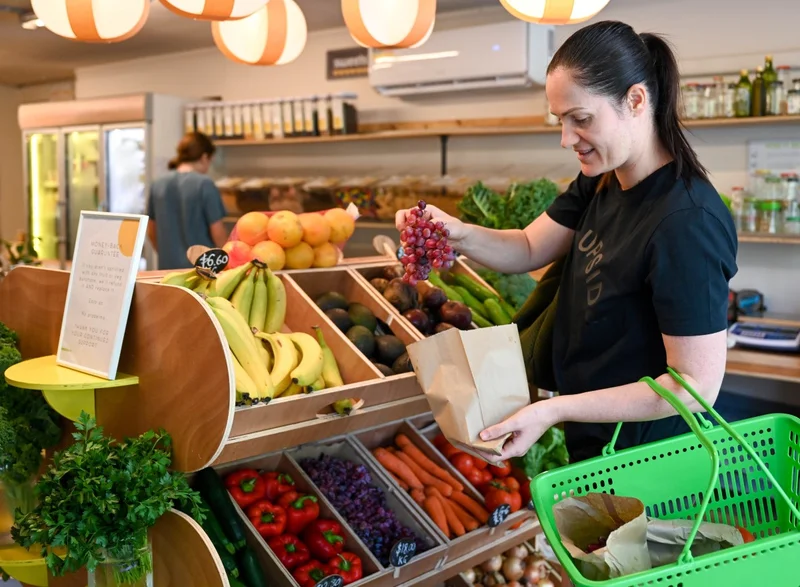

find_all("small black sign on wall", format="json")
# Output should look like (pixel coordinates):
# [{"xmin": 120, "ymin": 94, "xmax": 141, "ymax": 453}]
[{"xmin": 327, "ymin": 47, "xmax": 369, "ymax": 80}]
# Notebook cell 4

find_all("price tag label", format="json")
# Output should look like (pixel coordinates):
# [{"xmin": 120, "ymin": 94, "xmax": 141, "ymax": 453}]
[
  {"xmin": 488, "ymin": 504, "xmax": 511, "ymax": 528},
  {"xmin": 315, "ymin": 574, "xmax": 344, "ymax": 587},
  {"xmin": 194, "ymin": 248, "xmax": 229, "ymax": 274},
  {"xmin": 390, "ymin": 538, "xmax": 416, "ymax": 567}
]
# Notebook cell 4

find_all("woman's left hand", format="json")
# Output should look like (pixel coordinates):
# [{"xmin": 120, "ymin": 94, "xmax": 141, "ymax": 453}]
[{"xmin": 480, "ymin": 401, "xmax": 555, "ymax": 460}]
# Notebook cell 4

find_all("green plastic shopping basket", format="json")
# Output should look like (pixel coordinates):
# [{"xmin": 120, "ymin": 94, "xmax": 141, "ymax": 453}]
[{"xmin": 532, "ymin": 367, "xmax": 800, "ymax": 587}]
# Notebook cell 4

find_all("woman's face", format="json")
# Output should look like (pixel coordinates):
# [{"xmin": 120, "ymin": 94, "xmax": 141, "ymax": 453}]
[{"xmin": 546, "ymin": 68, "xmax": 638, "ymax": 177}]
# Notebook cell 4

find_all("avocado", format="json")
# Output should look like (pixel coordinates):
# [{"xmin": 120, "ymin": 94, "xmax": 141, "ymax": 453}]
[
  {"xmin": 325, "ymin": 308, "xmax": 353, "ymax": 332},
  {"xmin": 370, "ymin": 278, "xmax": 390, "ymax": 294},
  {"xmin": 348, "ymin": 303, "xmax": 378, "ymax": 332},
  {"xmin": 375, "ymin": 335, "xmax": 406, "ymax": 366},
  {"xmin": 372, "ymin": 362, "xmax": 395, "ymax": 377},
  {"xmin": 383, "ymin": 278, "xmax": 416, "ymax": 313},
  {"xmin": 316, "ymin": 291, "xmax": 349, "ymax": 312},
  {"xmin": 347, "ymin": 325, "xmax": 376, "ymax": 359},
  {"xmin": 392, "ymin": 352, "xmax": 413, "ymax": 374}
]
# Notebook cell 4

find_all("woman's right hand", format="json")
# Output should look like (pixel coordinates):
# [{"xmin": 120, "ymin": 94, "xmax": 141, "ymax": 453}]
[{"xmin": 394, "ymin": 204, "xmax": 469, "ymax": 247}]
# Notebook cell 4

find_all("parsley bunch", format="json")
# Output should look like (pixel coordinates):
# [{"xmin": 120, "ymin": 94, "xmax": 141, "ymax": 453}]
[{"xmin": 12, "ymin": 412, "xmax": 204, "ymax": 581}]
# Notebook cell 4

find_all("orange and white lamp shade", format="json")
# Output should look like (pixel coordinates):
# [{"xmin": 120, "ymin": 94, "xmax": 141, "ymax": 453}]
[
  {"xmin": 30, "ymin": 0, "xmax": 149, "ymax": 42},
  {"xmin": 341, "ymin": 0, "xmax": 436, "ymax": 49},
  {"xmin": 212, "ymin": 0, "xmax": 307, "ymax": 66},
  {"xmin": 159, "ymin": 0, "xmax": 269, "ymax": 21},
  {"xmin": 498, "ymin": 0, "xmax": 611, "ymax": 24}
]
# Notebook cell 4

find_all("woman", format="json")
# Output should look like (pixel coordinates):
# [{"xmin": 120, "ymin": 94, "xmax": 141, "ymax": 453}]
[
  {"xmin": 397, "ymin": 21, "xmax": 738, "ymax": 463},
  {"xmin": 147, "ymin": 132, "xmax": 228, "ymax": 269}
]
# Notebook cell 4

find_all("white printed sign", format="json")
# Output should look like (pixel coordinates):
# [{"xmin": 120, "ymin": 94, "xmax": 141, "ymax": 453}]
[
  {"xmin": 57, "ymin": 212, "xmax": 148, "ymax": 380},
  {"xmin": 747, "ymin": 139, "xmax": 800, "ymax": 175}
]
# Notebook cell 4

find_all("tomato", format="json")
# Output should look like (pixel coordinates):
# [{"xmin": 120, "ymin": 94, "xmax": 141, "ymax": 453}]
[
  {"xmin": 432, "ymin": 434, "xmax": 449, "ymax": 450},
  {"xmin": 488, "ymin": 461, "xmax": 511, "ymax": 478},
  {"xmin": 478, "ymin": 469, "xmax": 494, "ymax": 486},
  {"xmin": 441, "ymin": 444, "xmax": 462, "ymax": 460},
  {"xmin": 737, "ymin": 526, "xmax": 756, "ymax": 543},
  {"xmin": 450, "ymin": 454, "xmax": 476, "ymax": 478},
  {"xmin": 465, "ymin": 468, "xmax": 484, "ymax": 487},
  {"xmin": 503, "ymin": 477, "xmax": 520, "ymax": 492},
  {"xmin": 473, "ymin": 458, "xmax": 489, "ymax": 470},
  {"xmin": 485, "ymin": 482, "xmax": 522, "ymax": 513}
]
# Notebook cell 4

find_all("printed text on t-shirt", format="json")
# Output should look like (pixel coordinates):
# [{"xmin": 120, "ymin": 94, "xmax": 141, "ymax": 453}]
[{"xmin": 578, "ymin": 229, "xmax": 603, "ymax": 306}]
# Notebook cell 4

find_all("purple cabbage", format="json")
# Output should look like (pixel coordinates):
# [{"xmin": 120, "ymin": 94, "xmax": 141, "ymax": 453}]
[{"xmin": 299, "ymin": 453, "xmax": 427, "ymax": 566}]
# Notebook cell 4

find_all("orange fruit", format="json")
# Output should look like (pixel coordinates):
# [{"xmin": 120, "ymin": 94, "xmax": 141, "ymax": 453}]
[
  {"xmin": 235, "ymin": 212, "xmax": 270, "ymax": 246},
  {"xmin": 284, "ymin": 242, "xmax": 314, "ymax": 270},
  {"xmin": 324, "ymin": 208, "xmax": 356, "ymax": 244},
  {"xmin": 251, "ymin": 240, "xmax": 286, "ymax": 271},
  {"xmin": 266, "ymin": 211, "xmax": 303, "ymax": 248},
  {"xmin": 299, "ymin": 213, "xmax": 332, "ymax": 247},
  {"xmin": 312, "ymin": 242, "xmax": 339, "ymax": 268}
]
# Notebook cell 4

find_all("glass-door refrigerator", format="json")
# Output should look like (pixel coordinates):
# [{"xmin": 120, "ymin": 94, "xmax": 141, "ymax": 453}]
[{"xmin": 18, "ymin": 93, "xmax": 189, "ymax": 270}]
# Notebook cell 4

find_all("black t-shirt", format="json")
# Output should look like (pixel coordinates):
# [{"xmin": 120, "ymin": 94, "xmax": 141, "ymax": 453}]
[{"xmin": 546, "ymin": 162, "xmax": 738, "ymax": 462}]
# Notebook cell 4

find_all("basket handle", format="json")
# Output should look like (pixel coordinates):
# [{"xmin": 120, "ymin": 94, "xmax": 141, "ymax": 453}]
[{"xmin": 601, "ymin": 367, "xmax": 800, "ymax": 564}]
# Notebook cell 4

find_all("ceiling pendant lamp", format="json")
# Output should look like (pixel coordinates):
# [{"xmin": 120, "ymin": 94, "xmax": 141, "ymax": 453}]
[
  {"xmin": 30, "ymin": 0, "xmax": 149, "ymax": 42},
  {"xmin": 498, "ymin": 0, "xmax": 610, "ymax": 25},
  {"xmin": 212, "ymin": 0, "xmax": 307, "ymax": 66},
  {"xmin": 341, "ymin": 0, "xmax": 436, "ymax": 49},
  {"xmin": 159, "ymin": 0, "xmax": 269, "ymax": 21}
]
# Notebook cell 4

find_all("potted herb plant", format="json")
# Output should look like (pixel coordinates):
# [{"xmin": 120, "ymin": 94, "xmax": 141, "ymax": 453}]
[
  {"xmin": 0, "ymin": 322, "xmax": 61, "ymax": 518},
  {"xmin": 12, "ymin": 413, "xmax": 204, "ymax": 587}
]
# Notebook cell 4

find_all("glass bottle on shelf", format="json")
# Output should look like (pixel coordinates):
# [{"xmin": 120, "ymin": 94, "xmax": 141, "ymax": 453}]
[
  {"xmin": 713, "ymin": 76, "xmax": 727, "ymax": 117},
  {"xmin": 723, "ymin": 83, "xmax": 736, "ymax": 117},
  {"xmin": 757, "ymin": 200, "xmax": 782, "ymax": 233},
  {"xmin": 788, "ymin": 89, "xmax": 800, "ymax": 115},
  {"xmin": 751, "ymin": 67, "xmax": 766, "ymax": 117},
  {"xmin": 741, "ymin": 197, "xmax": 758, "ymax": 232},
  {"xmin": 734, "ymin": 70, "xmax": 752, "ymax": 117},
  {"xmin": 730, "ymin": 186, "xmax": 746, "ymax": 232},
  {"xmin": 763, "ymin": 55, "xmax": 778, "ymax": 88},
  {"xmin": 683, "ymin": 83, "xmax": 701, "ymax": 119},
  {"xmin": 767, "ymin": 81, "xmax": 785, "ymax": 115},
  {"xmin": 777, "ymin": 65, "xmax": 792, "ymax": 113}
]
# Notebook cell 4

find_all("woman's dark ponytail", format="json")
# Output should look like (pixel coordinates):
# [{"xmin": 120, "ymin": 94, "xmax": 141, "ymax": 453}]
[
  {"xmin": 548, "ymin": 21, "xmax": 707, "ymax": 183},
  {"xmin": 639, "ymin": 32, "xmax": 707, "ymax": 181},
  {"xmin": 168, "ymin": 132, "xmax": 216, "ymax": 171}
]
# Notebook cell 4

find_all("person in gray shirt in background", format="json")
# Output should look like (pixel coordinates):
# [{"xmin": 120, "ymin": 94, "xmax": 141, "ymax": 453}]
[{"xmin": 147, "ymin": 132, "xmax": 228, "ymax": 269}]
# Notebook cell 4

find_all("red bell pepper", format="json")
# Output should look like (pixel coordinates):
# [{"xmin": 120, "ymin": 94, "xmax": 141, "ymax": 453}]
[
  {"xmin": 277, "ymin": 490, "xmax": 301, "ymax": 508},
  {"xmin": 303, "ymin": 519, "xmax": 345, "ymax": 560},
  {"xmin": 488, "ymin": 460, "xmax": 511, "ymax": 478},
  {"xmin": 246, "ymin": 500, "xmax": 287, "ymax": 538},
  {"xmin": 292, "ymin": 560, "xmax": 330, "ymax": 587},
  {"xmin": 285, "ymin": 495, "xmax": 320, "ymax": 535},
  {"xmin": 268, "ymin": 535, "xmax": 311, "ymax": 571},
  {"xmin": 485, "ymin": 481, "xmax": 522, "ymax": 513},
  {"xmin": 224, "ymin": 469, "xmax": 267, "ymax": 508},
  {"xmin": 263, "ymin": 471, "xmax": 296, "ymax": 501},
  {"xmin": 328, "ymin": 552, "xmax": 363, "ymax": 585}
]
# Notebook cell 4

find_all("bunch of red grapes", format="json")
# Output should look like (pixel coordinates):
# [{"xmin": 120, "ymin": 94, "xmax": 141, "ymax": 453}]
[{"xmin": 399, "ymin": 200, "xmax": 456, "ymax": 285}]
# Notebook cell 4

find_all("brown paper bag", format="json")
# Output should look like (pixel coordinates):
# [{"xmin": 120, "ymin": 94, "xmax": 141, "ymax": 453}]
[
  {"xmin": 552, "ymin": 494, "xmax": 651, "ymax": 580},
  {"xmin": 646, "ymin": 518, "xmax": 744, "ymax": 567},
  {"xmin": 406, "ymin": 324, "xmax": 530, "ymax": 462}
]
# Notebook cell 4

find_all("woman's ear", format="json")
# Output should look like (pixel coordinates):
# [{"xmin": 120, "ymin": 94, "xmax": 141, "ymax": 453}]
[{"xmin": 626, "ymin": 83, "xmax": 648, "ymax": 116}]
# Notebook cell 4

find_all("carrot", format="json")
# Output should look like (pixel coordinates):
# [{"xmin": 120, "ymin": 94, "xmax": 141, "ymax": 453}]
[
  {"xmin": 393, "ymin": 450, "xmax": 453, "ymax": 497},
  {"xmin": 410, "ymin": 488, "xmax": 426, "ymax": 506},
  {"xmin": 450, "ymin": 491, "xmax": 489, "ymax": 524},
  {"xmin": 373, "ymin": 448, "xmax": 423, "ymax": 490},
  {"xmin": 395, "ymin": 434, "xmax": 464, "ymax": 492},
  {"xmin": 423, "ymin": 496, "xmax": 450, "ymax": 538},
  {"xmin": 389, "ymin": 471, "xmax": 409, "ymax": 491},
  {"xmin": 425, "ymin": 487, "xmax": 465, "ymax": 536},
  {"xmin": 447, "ymin": 497, "xmax": 480, "ymax": 531}
]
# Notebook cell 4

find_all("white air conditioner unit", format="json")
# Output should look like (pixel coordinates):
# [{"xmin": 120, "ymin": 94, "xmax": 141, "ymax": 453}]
[{"xmin": 368, "ymin": 20, "xmax": 554, "ymax": 97}]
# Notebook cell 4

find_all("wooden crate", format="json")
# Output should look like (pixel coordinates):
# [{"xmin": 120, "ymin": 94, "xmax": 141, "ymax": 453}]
[{"xmin": 214, "ymin": 452, "xmax": 383, "ymax": 587}]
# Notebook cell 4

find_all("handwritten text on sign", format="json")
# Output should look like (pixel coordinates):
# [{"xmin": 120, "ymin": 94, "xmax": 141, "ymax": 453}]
[{"xmin": 57, "ymin": 212, "xmax": 148, "ymax": 380}]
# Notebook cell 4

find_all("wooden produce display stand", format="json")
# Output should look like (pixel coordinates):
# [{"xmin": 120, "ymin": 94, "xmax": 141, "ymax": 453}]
[{"xmin": 0, "ymin": 256, "xmax": 544, "ymax": 587}]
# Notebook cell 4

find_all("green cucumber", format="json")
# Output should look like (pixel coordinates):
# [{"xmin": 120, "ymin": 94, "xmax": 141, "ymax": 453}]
[
  {"xmin": 194, "ymin": 467, "xmax": 247, "ymax": 550},
  {"xmin": 499, "ymin": 298, "xmax": 517, "ymax": 320},
  {"xmin": 484, "ymin": 298, "xmax": 512, "ymax": 325},
  {"xmin": 452, "ymin": 286, "xmax": 490, "ymax": 320},
  {"xmin": 237, "ymin": 548, "xmax": 268, "ymax": 587},
  {"xmin": 471, "ymin": 312, "xmax": 494, "ymax": 329},
  {"xmin": 217, "ymin": 547, "xmax": 240, "ymax": 579},
  {"xmin": 228, "ymin": 578, "xmax": 247, "ymax": 587},
  {"xmin": 452, "ymin": 272, "xmax": 497, "ymax": 301},
  {"xmin": 201, "ymin": 500, "xmax": 236, "ymax": 555}
]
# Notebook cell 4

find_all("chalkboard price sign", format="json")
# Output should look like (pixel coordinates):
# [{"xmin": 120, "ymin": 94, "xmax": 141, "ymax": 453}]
[
  {"xmin": 315, "ymin": 574, "xmax": 344, "ymax": 587},
  {"xmin": 194, "ymin": 248, "xmax": 229, "ymax": 274},
  {"xmin": 390, "ymin": 538, "xmax": 417, "ymax": 567},
  {"xmin": 488, "ymin": 504, "xmax": 511, "ymax": 528}
]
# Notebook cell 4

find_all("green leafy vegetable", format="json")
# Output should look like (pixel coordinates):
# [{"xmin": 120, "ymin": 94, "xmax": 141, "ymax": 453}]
[
  {"xmin": 457, "ymin": 182, "xmax": 506, "ymax": 229},
  {"xmin": 476, "ymin": 269, "xmax": 537, "ymax": 312},
  {"xmin": 457, "ymin": 177, "xmax": 560, "ymax": 231},
  {"xmin": 512, "ymin": 426, "xmax": 569, "ymax": 480},
  {"xmin": 13, "ymin": 412, "xmax": 204, "ymax": 581}
]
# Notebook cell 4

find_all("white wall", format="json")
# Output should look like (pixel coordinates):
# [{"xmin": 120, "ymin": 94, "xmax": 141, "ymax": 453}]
[{"xmin": 73, "ymin": 0, "xmax": 800, "ymax": 314}]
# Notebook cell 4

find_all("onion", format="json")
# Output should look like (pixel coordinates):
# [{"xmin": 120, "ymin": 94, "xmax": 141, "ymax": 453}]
[
  {"xmin": 504, "ymin": 545, "xmax": 528, "ymax": 560},
  {"xmin": 507, "ymin": 582, "xmax": 523, "ymax": 587},
  {"xmin": 502, "ymin": 556, "xmax": 525, "ymax": 582},
  {"xmin": 462, "ymin": 568, "xmax": 476, "ymax": 583},
  {"xmin": 481, "ymin": 555, "xmax": 504, "ymax": 573},
  {"xmin": 537, "ymin": 579, "xmax": 555, "ymax": 587},
  {"xmin": 522, "ymin": 564, "xmax": 542, "ymax": 584}
]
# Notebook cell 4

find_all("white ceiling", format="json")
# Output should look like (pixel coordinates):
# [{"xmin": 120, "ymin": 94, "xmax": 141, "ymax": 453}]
[{"xmin": 0, "ymin": 0, "xmax": 497, "ymax": 87}]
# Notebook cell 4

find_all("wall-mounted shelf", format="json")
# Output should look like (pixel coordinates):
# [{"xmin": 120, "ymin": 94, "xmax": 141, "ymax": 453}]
[
  {"xmin": 214, "ymin": 114, "xmax": 800, "ymax": 148},
  {"xmin": 738, "ymin": 232, "xmax": 800, "ymax": 244}
]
